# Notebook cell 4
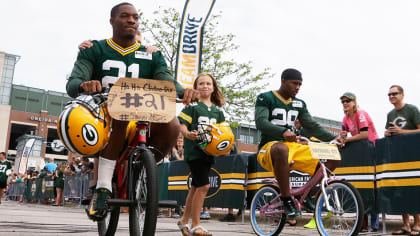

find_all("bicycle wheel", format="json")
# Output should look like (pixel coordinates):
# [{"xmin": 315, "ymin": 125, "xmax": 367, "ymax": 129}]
[
  {"xmin": 250, "ymin": 186, "xmax": 286, "ymax": 236},
  {"xmin": 315, "ymin": 180, "xmax": 364, "ymax": 236},
  {"xmin": 97, "ymin": 206, "xmax": 120, "ymax": 236},
  {"xmin": 97, "ymin": 179, "xmax": 120, "ymax": 236},
  {"xmin": 129, "ymin": 149, "xmax": 158, "ymax": 236}
]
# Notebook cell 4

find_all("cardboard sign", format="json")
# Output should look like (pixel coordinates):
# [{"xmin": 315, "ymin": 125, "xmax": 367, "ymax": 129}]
[
  {"xmin": 108, "ymin": 78, "xmax": 176, "ymax": 123},
  {"xmin": 308, "ymin": 142, "xmax": 341, "ymax": 160}
]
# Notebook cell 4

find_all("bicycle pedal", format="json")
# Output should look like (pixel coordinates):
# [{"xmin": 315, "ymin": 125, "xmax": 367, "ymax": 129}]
[{"xmin": 107, "ymin": 199, "xmax": 137, "ymax": 207}]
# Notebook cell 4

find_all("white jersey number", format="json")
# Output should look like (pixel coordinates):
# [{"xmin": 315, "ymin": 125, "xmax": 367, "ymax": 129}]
[
  {"xmin": 271, "ymin": 108, "xmax": 298, "ymax": 126},
  {"xmin": 198, "ymin": 117, "xmax": 217, "ymax": 126},
  {"xmin": 101, "ymin": 60, "xmax": 139, "ymax": 87}
]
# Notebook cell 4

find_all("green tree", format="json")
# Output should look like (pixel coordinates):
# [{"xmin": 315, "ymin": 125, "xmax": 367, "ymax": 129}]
[{"xmin": 139, "ymin": 7, "xmax": 273, "ymax": 125}]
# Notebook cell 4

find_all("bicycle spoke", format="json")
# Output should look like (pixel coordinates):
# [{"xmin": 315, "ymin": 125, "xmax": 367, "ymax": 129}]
[
  {"xmin": 250, "ymin": 186, "xmax": 285, "ymax": 236},
  {"xmin": 315, "ymin": 181, "xmax": 363, "ymax": 236}
]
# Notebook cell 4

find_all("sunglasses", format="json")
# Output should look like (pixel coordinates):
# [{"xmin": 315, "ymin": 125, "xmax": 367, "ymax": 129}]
[
  {"xmin": 388, "ymin": 92, "xmax": 400, "ymax": 97},
  {"xmin": 341, "ymin": 100, "xmax": 352, "ymax": 104}
]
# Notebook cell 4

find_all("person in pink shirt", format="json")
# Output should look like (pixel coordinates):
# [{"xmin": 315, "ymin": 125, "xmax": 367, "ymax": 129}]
[
  {"xmin": 340, "ymin": 92, "xmax": 379, "ymax": 232},
  {"xmin": 340, "ymin": 92, "xmax": 379, "ymax": 145}
]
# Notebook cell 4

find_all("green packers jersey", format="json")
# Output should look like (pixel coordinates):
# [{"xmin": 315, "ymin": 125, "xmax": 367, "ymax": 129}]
[
  {"xmin": 0, "ymin": 160, "xmax": 12, "ymax": 182},
  {"xmin": 66, "ymin": 38, "xmax": 184, "ymax": 97},
  {"xmin": 255, "ymin": 90, "xmax": 335, "ymax": 148},
  {"xmin": 178, "ymin": 102, "xmax": 225, "ymax": 161}
]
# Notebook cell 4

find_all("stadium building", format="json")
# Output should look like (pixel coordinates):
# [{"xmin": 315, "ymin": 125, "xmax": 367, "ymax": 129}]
[{"xmin": 0, "ymin": 51, "xmax": 72, "ymax": 165}]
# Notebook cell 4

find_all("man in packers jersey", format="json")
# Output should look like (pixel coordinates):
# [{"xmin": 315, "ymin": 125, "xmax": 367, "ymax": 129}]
[
  {"xmin": 66, "ymin": 2, "xmax": 199, "ymax": 221},
  {"xmin": 0, "ymin": 152, "xmax": 12, "ymax": 204},
  {"xmin": 255, "ymin": 68, "xmax": 341, "ymax": 218}
]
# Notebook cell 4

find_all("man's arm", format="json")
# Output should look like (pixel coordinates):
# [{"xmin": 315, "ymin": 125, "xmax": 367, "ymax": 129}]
[
  {"xmin": 388, "ymin": 122, "xmax": 420, "ymax": 135},
  {"xmin": 255, "ymin": 105, "xmax": 288, "ymax": 139},
  {"xmin": 152, "ymin": 51, "xmax": 184, "ymax": 94},
  {"xmin": 66, "ymin": 57, "xmax": 95, "ymax": 98},
  {"xmin": 299, "ymin": 110, "xmax": 336, "ymax": 142}
]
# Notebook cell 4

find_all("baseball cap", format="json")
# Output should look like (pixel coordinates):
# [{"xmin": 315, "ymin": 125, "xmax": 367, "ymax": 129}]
[{"xmin": 340, "ymin": 92, "xmax": 356, "ymax": 101}]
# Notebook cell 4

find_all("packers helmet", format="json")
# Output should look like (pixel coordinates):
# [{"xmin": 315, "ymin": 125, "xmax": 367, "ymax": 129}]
[
  {"xmin": 197, "ymin": 122, "xmax": 234, "ymax": 156},
  {"xmin": 57, "ymin": 94, "xmax": 111, "ymax": 156}
]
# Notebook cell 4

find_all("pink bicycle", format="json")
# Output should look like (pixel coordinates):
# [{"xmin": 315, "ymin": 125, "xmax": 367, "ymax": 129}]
[{"xmin": 250, "ymin": 137, "xmax": 364, "ymax": 236}]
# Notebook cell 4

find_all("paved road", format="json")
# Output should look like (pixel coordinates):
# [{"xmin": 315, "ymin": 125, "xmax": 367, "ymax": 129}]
[{"xmin": 0, "ymin": 200, "xmax": 396, "ymax": 235}]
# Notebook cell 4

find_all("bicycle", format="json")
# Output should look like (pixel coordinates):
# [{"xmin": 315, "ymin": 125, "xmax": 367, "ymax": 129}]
[
  {"xmin": 95, "ymin": 119, "xmax": 158, "ymax": 236},
  {"xmin": 63, "ymin": 79, "xmax": 180, "ymax": 236},
  {"xmin": 249, "ymin": 137, "xmax": 364, "ymax": 236}
]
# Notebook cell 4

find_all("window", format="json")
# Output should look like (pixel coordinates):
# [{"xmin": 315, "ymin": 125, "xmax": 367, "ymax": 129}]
[{"xmin": 240, "ymin": 135, "xmax": 254, "ymax": 144}]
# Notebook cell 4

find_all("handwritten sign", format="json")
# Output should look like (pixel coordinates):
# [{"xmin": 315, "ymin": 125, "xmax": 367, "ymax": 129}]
[
  {"xmin": 108, "ymin": 78, "xmax": 176, "ymax": 123},
  {"xmin": 308, "ymin": 142, "xmax": 341, "ymax": 160}
]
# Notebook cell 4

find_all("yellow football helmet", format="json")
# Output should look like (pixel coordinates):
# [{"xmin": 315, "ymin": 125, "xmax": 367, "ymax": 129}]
[
  {"xmin": 57, "ymin": 94, "xmax": 111, "ymax": 156},
  {"xmin": 198, "ymin": 122, "xmax": 234, "ymax": 156}
]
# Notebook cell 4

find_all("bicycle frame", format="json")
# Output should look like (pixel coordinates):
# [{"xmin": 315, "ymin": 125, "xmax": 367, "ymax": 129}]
[
  {"xmin": 259, "ymin": 160, "xmax": 344, "ymax": 217},
  {"xmin": 115, "ymin": 121, "xmax": 150, "ymax": 200}
]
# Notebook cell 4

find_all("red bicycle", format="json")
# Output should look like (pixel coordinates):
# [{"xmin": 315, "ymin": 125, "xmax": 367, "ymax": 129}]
[{"xmin": 67, "ymin": 87, "xmax": 178, "ymax": 235}]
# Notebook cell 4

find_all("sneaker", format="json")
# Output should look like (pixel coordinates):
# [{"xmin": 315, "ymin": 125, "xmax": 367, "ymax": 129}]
[
  {"xmin": 81, "ymin": 185, "xmax": 96, "ymax": 205},
  {"xmin": 200, "ymin": 211, "xmax": 211, "ymax": 219},
  {"xmin": 283, "ymin": 199, "xmax": 301, "ymax": 218},
  {"xmin": 85, "ymin": 188, "xmax": 111, "ymax": 221},
  {"xmin": 219, "ymin": 213, "xmax": 236, "ymax": 222},
  {"xmin": 325, "ymin": 212, "xmax": 333, "ymax": 218},
  {"xmin": 304, "ymin": 217, "xmax": 316, "ymax": 229}
]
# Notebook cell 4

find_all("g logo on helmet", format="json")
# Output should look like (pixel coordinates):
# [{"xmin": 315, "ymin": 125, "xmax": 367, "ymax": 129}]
[
  {"xmin": 216, "ymin": 140, "xmax": 231, "ymax": 151},
  {"xmin": 198, "ymin": 121, "xmax": 234, "ymax": 156},
  {"xmin": 57, "ymin": 95, "xmax": 111, "ymax": 156},
  {"xmin": 82, "ymin": 124, "xmax": 99, "ymax": 146}
]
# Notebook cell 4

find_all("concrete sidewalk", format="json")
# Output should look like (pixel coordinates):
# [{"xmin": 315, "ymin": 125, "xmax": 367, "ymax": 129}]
[{"xmin": 196, "ymin": 208, "xmax": 407, "ymax": 234}]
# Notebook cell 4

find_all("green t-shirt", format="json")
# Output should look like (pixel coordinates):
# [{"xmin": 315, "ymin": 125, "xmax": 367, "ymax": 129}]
[
  {"xmin": 255, "ymin": 90, "xmax": 335, "ymax": 149},
  {"xmin": 178, "ymin": 102, "xmax": 225, "ymax": 161},
  {"xmin": 66, "ymin": 38, "xmax": 184, "ymax": 98},
  {"xmin": 0, "ymin": 160, "xmax": 12, "ymax": 182},
  {"xmin": 385, "ymin": 104, "xmax": 420, "ymax": 130}
]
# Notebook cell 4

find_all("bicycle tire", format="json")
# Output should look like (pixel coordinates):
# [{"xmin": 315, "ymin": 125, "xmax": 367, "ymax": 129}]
[
  {"xmin": 129, "ymin": 149, "xmax": 158, "ymax": 236},
  {"xmin": 315, "ymin": 180, "xmax": 364, "ymax": 236},
  {"xmin": 98, "ymin": 206, "xmax": 120, "ymax": 236},
  {"xmin": 97, "ymin": 182, "xmax": 120, "ymax": 236},
  {"xmin": 250, "ymin": 185, "xmax": 286, "ymax": 236}
]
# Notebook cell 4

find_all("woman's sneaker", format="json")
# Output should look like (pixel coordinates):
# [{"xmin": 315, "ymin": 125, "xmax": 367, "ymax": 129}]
[{"xmin": 200, "ymin": 211, "xmax": 211, "ymax": 219}]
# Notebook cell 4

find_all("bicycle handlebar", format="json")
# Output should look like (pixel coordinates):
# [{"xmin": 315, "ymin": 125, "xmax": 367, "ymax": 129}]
[
  {"xmin": 79, "ymin": 86, "xmax": 184, "ymax": 103},
  {"xmin": 298, "ymin": 136, "xmax": 342, "ymax": 146}
]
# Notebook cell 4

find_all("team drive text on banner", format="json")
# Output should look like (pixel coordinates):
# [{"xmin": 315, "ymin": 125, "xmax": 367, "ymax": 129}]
[{"xmin": 175, "ymin": 0, "xmax": 216, "ymax": 88}]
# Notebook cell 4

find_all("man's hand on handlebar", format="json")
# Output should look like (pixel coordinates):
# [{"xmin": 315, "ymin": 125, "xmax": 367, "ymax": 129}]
[
  {"xmin": 283, "ymin": 130, "xmax": 297, "ymax": 142},
  {"xmin": 182, "ymin": 88, "xmax": 200, "ymax": 106},
  {"xmin": 80, "ymin": 81, "xmax": 102, "ymax": 93},
  {"xmin": 333, "ymin": 136, "xmax": 345, "ymax": 148}
]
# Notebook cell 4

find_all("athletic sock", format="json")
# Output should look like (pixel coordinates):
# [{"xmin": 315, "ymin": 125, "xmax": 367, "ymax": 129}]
[{"xmin": 96, "ymin": 156, "xmax": 116, "ymax": 192}]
